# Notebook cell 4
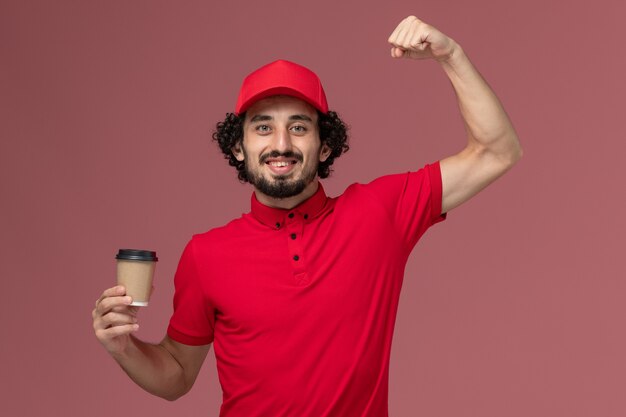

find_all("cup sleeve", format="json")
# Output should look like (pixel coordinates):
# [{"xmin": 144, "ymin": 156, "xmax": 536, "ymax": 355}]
[{"xmin": 167, "ymin": 239, "xmax": 215, "ymax": 346}]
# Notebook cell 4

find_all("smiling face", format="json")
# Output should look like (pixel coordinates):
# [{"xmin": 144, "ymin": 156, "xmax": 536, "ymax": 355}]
[{"xmin": 232, "ymin": 95, "xmax": 331, "ymax": 207}]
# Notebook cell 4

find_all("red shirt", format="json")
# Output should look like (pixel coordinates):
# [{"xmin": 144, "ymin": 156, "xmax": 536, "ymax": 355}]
[{"xmin": 167, "ymin": 162, "xmax": 446, "ymax": 417}]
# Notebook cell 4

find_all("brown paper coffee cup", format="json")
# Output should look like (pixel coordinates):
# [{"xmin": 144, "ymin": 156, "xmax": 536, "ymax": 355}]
[{"xmin": 115, "ymin": 249, "xmax": 158, "ymax": 306}]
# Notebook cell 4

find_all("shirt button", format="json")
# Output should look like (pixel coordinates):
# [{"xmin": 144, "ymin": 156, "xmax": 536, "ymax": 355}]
[
  {"xmin": 293, "ymin": 255, "xmax": 300, "ymax": 261},
  {"xmin": 276, "ymin": 222, "xmax": 281, "ymax": 229},
  {"xmin": 303, "ymin": 214, "xmax": 309, "ymax": 220},
  {"xmin": 290, "ymin": 233, "xmax": 296, "ymax": 240},
  {"xmin": 288, "ymin": 213, "xmax": 295, "ymax": 219}
]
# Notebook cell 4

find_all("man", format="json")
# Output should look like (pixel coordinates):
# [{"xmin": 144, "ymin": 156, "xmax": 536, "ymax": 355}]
[{"xmin": 92, "ymin": 16, "xmax": 521, "ymax": 417}]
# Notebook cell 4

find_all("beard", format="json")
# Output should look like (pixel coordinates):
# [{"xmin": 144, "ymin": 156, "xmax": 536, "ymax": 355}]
[{"xmin": 244, "ymin": 150, "xmax": 318, "ymax": 199}]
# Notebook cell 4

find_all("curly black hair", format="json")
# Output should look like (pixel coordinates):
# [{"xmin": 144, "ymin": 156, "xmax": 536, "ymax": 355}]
[{"xmin": 212, "ymin": 110, "xmax": 349, "ymax": 183}]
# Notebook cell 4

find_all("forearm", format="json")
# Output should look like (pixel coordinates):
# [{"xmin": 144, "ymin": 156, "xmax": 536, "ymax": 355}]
[
  {"xmin": 111, "ymin": 335, "xmax": 188, "ymax": 401},
  {"xmin": 440, "ymin": 44, "xmax": 522, "ymax": 161}
]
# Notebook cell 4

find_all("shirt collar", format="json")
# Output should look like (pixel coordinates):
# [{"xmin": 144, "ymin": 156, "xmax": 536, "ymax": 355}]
[{"xmin": 250, "ymin": 182, "xmax": 328, "ymax": 229}]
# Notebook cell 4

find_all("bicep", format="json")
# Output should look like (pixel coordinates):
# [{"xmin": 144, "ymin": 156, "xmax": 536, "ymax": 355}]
[
  {"xmin": 160, "ymin": 335, "xmax": 211, "ymax": 392},
  {"xmin": 440, "ymin": 146, "xmax": 514, "ymax": 214}
]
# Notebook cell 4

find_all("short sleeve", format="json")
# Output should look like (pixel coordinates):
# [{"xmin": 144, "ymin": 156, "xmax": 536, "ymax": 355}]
[
  {"xmin": 364, "ymin": 161, "xmax": 447, "ymax": 251},
  {"xmin": 167, "ymin": 239, "xmax": 215, "ymax": 346}
]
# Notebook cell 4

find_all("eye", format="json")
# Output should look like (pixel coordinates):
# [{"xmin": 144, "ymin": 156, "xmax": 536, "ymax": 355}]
[
  {"xmin": 255, "ymin": 124, "xmax": 271, "ymax": 133},
  {"xmin": 290, "ymin": 125, "xmax": 307, "ymax": 133}
]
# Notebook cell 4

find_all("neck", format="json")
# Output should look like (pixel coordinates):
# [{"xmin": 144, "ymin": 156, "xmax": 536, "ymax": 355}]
[{"xmin": 254, "ymin": 179, "xmax": 320, "ymax": 210}]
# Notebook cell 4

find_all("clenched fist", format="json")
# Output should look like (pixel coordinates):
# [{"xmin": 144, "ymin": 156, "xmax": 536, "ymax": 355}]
[{"xmin": 388, "ymin": 16, "xmax": 458, "ymax": 62}]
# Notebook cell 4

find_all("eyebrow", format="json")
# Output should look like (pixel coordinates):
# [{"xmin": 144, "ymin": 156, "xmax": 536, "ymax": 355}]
[
  {"xmin": 289, "ymin": 114, "xmax": 313, "ymax": 122},
  {"xmin": 249, "ymin": 114, "xmax": 314, "ymax": 123},
  {"xmin": 249, "ymin": 115, "xmax": 272, "ymax": 123}
]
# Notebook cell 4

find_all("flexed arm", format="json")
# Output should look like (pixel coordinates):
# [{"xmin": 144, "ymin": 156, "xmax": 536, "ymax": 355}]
[{"xmin": 388, "ymin": 16, "xmax": 523, "ymax": 214}]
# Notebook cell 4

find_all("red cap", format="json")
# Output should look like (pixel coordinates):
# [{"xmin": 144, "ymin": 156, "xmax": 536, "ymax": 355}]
[{"xmin": 235, "ymin": 60, "xmax": 328, "ymax": 115}]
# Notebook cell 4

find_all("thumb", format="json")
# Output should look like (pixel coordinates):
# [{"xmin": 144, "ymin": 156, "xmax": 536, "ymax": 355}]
[{"xmin": 390, "ymin": 46, "xmax": 405, "ymax": 58}]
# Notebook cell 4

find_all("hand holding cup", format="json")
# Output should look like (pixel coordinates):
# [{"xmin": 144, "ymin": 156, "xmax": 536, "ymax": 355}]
[
  {"xmin": 92, "ymin": 249, "xmax": 158, "ymax": 355},
  {"xmin": 92, "ymin": 285, "xmax": 140, "ymax": 355}
]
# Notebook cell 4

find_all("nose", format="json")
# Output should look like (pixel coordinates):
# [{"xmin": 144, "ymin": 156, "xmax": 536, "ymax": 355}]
[{"xmin": 271, "ymin": 126, "xmax": 293, "ymax": 153}]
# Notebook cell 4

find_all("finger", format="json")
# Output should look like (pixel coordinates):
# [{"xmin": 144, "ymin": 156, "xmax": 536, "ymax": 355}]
[
  {"xmin": 96, "ymin": 295, "xmax": 133, "ymax": 316},
  {"xmin": 398, "ymin": 16, "xmax": 422, "ymax": 48},
  {"xmin": 401, "ymin": 20, "xmax": 424, "ymax": 49},
  {"xmin": 95, "ymin": 285, "xmax": 126, "ymax": 307},
  {"xmin": 95, "ymin": 323, "xmax": 139, "ymax": 340},
  {"xmin": 93, "ymin": 308, "xmax": 136, "ymax": 329},
  {"xmin": 388, "ymin": 15, "xmax": 416, "ymax": 46},
  {"xmin": 390, "ymin": 46, "xmax": 405, "ymax": 58},
  {"xmin": 387, "ymin": 25, "xmax": 401, "ymax": 45},
  {"xmin": 407, "ymin": 24, "xmax": 427, "ymax": 50},
  {"xmin": 387, "ymin": 16, "xmax": 407, "ymax": 44},
  {"xmin": 401, "ymin": 47, "xmax": 432, "ymax": 60},
  {"xmin": 393, "ymin": 20, "xmax": 414, "ymax": 48},
  {"xmin": 101, "ymin": 311, "xmax": 138, "ymax": 328},
  {"xmin": 416, "ymin": 23, "xmax": 439, "ymax": 52}
]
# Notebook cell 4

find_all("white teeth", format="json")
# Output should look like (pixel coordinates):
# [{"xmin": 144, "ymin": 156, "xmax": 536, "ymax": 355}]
[{"xmin": 269, "ymin": 161, "xmax": 291, "ymax": 167}]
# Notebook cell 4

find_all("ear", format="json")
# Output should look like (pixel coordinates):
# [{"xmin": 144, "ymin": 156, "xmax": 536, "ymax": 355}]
[
  {"xmin": 319, "ymin": 143, "xmax": 332, "ymax": 162},
  {"xmin": 232, "ymin": 141, "xmax": 244, "ymax": 162}
]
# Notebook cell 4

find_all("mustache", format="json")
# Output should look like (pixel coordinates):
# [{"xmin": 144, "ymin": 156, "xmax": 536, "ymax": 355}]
[{"xmin": 259, "ymin": 151, "xmax": 304, "ymax": 164}]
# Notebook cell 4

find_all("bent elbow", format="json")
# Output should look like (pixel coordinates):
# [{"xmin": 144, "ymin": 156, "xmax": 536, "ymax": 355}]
[
  {"xmin": 512, "ymin": 141, "xmax": 523, "ymax": 164},
  {"xmin": 158, "ymin": 383, "xmax": 192, "ymax": 402},
  {"xmin": 509, "ymin": 144, "xmax": 523, "ymax": 166},
  {"xmin": 162, "ymin": 390, "xmax": 186, "ymax": 402},
  {"xmin": 513, "ymin": 132, "xmax": 523, "ymax": 159},
  {"xmin": 502, "ymin": 135, "xmax": 523, "ymax": 168}
]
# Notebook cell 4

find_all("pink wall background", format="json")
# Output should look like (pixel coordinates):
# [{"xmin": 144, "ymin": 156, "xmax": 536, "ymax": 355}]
[{"xmin": 2, "ymin": 0, "xmax": 625, "ymax": 416}]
